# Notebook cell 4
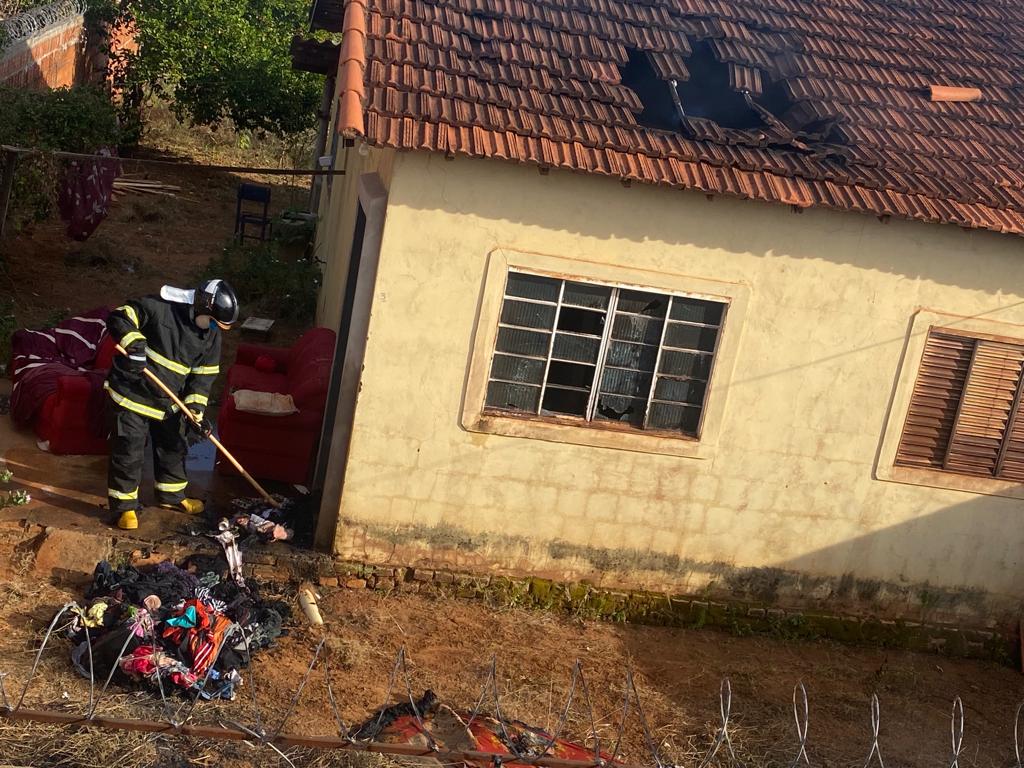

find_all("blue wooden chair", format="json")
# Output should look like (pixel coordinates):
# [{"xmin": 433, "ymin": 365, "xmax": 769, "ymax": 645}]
[{"xmin": 234, "ymin": 183, "xmax": 272, "ymax": 242}]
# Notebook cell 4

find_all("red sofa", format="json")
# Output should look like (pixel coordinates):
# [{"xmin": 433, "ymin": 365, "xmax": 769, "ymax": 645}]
[
  {"xmin": 216, "ymin": 327, "xmax": 336, "ymax": 485},
  {"xmin": 33, "ymin": 334, "xmax": 116, "ymax": 455}
]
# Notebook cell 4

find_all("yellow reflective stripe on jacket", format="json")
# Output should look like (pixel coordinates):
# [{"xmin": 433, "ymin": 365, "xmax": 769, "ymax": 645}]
[
  {"xmin": 118, "ymin": 305, "xmax": 140, "ymax": 328},
  {"xmin": 146, "ymin": 348, "xmax": 190, "ymax": 375},
  {"xmin": 104, "ymin": 382, "xmax": 166, "ymax": 420},
  {"xmin": 108, "ymin": 487, "xmax": 139, "ymax": 500},
  {"xmin": 155, "ymin": 480, "xmax": 188, "ymax": 493},
  {"xmin": 121, "ymin": 331, "xmax": 146, "ymax": 347},
  {"xmin": 183, "ymin": 393, "xmax": 209, "ymax": 407},
  {"xmin": 191, "ymin": 365, "xmax": 220, "ymax": 375}
]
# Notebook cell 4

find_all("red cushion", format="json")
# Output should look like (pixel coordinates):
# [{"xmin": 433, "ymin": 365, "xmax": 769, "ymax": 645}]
[
  {"xmin": 254, "ymin": 354, "xmax": 278, "ymax": 373},
  {"xmin": 286, "ymin": 328, "xmax": 335, "ymax": 371},
  {"xmin": 215, "ymin": 327, "xmax": 336, "ymax": 483},
  {"xmin": 215, "ymin": 396, "xmax": 320, "ymax": 484},
  {"xmin": 94, "ymin": 335, "xmax": 116, "ymax": 371},
  {"xmin": 226, "ymin": 365, "xmax": 287, "ymax": 394}
]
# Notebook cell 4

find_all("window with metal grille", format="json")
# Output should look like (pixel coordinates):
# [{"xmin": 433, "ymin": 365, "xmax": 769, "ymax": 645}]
[
  {"xmin": 483, "ymin": 271, "xmax": 727, "ymax": 438},
  {"xmin": 895, "ymin": 329, "xmax": 1024, "ymax": 480}
]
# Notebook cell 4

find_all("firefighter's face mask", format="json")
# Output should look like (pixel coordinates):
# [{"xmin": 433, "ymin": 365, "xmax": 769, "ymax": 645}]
[{"xmin": 196, "ymin": 314, "xmax": 233, "ymax": 331}]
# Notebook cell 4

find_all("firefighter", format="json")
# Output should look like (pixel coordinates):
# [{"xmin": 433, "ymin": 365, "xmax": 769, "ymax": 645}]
[{"xmin": 105, "ymin": 279, "xmax": 240, "ymax": 530}]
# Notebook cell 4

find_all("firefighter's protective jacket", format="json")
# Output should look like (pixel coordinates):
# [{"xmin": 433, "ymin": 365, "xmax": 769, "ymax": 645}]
[{"xmin": 105, "ymin": 296, "xmax": 221, "ymax": 420}]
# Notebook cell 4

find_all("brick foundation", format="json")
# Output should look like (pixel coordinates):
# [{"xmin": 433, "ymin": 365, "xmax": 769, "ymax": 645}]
[
  {"xmin": 108, "ymin": 535, "xmax": 1013, "ymax": 664},
  {"xmin": 8, "ymin": 521, "xmax": 1007, "ymax": 665}
]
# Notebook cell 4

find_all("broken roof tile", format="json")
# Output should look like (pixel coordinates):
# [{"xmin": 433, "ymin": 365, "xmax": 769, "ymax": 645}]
[{"xmin": 338, "ymin": 0, "xmax": 1024, "ymax": 236}]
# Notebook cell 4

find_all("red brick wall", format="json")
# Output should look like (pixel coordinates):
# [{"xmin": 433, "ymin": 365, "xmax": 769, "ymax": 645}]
[{"xmin": 0, "ymin": 15, "xmax": 85, "ymax": 89}]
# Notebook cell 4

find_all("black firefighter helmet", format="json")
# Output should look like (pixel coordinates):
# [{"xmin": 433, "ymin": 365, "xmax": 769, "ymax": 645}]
[{"xmin": 194, "ymin": 279, "xmax": 239, "ymax": 328}]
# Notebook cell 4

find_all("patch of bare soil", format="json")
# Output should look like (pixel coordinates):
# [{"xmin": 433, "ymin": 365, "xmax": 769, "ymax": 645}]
[
  {"xmin": 0, "ymin": 573, "xmax": 1022, "ymax": 768},
  {"xmin": 0, "ymin": 150, "xmax": 308, "ymax": 328}
]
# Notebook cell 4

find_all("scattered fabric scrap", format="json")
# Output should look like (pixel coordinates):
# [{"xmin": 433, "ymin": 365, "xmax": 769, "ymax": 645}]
[{"xmin": 353, "ymin": 690, "xmax": 619, "ymax": 765}]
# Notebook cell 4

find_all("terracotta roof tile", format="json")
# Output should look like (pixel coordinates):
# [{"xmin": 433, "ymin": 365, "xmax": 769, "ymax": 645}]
[{"xmin": 334, "ymin": 0, "xmax": 1024, "ymax": 235}]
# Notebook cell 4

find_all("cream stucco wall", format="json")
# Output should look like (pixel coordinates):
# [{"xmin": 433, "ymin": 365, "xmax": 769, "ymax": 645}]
[
  {"xmin": 314, "ymin": 141, "xmax": 394, "ymax": 329},
  {"xmin": 331, "ymin": 150, "xmax": 1024, "ymax": 624}
]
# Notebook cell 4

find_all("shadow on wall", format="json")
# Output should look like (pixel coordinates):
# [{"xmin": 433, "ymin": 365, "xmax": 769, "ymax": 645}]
[
  {"xmin": 402, "ymin": 153, "xmax": 1024, "ymax": 291},
  {"xmin": 768, "ymin": 486, "xmax": 1024, "ymax": 624},
  {"xmin": 336, "ymin": 419, "xmax": 1024, "ymax": 628}
]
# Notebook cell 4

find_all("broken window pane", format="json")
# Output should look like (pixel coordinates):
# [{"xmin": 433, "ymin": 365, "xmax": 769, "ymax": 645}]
[
  {"xmin": 659, "ymin": 349, "xmax": 713, "ymax": 379},
  {"xmin": 547, "ymin": 361, "xmax": 597, "ymax": 390},
  {"xmin": 542, "ymin": 387, "xmax": 589, "ymax": 416},
  {"xmin": 553, "ymin": 333, "xmax": 602, "ymax": 363},
  {"xmin": 487, "ymin": 270, "xmax": 726, "ymax": 439},
  {"xmin": 490, "ymin": 354, "xmax": 546, "ymax": 385},
  {"xmin": 486, "ymin": 381, "xmax": 541, "ymax": 413},
  {"xmin": 600, "ymin": 367, "xmax": 653, "ymax": 399},
  {"xmin": 654, "ymin": 377, "xmax": 706, "ymax": 405},
  {"xmin": 496, "ymin": 327, "xmax": 550, "ymax": 357},
  {"xmin": 671, "ymin": 298, "xmax": 725, "ymax": 326},
  {"xmin": 558, "ymin": 307, "xmax": 606, "ymax": 336},
  {"xmin": 595, "ymin": 394, "xmax": 646, "ymax": 427},
  {"xmin": 605, "ymin": 341, "xmax": 658, "ymax": 370},
  {"xmin": 616, "ymin": 290, "xmax": 669, "ymax": 317},
  {"xmin": 563, "ymin": 282, "xmax": 611, "ymax": 309},
  {"xmin": 612, "ymin": 314, "xmax": 664, "ymax": 345},
  {"xmin": 501, "ymin": 300, "xmax": 556, "ymax": 330},
  {"xmin": 506, "ymin": 272, "xmax": 560, "ymax": 303},
  {"xmin": 664, "ymin": 323, "xmax": 719, "ymax": 352},
  {"xmin": 648, "ymin": 401, "xmax": 702, "ymax": 434}
]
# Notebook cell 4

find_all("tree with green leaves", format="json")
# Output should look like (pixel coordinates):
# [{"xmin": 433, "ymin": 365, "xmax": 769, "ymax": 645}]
[{"xmin": 96, "ymin": 0, "xmax": 324, "ymax": 137}]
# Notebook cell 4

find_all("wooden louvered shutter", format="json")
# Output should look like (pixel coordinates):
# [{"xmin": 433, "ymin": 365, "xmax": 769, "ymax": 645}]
[
  {"xmin": 997, "ymin": 403, "xmax": 1024, "ymax": 480},
  {"xmin": 895, "ymin": 331, "xmax": 973, "ymax": 469},
  {"xmin": 944, "ymin": 341, "xmax": 1024, "ymax": 476}
]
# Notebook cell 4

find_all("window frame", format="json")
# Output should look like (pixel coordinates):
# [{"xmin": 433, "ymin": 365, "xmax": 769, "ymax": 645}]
[
  {"xmin": 483, "ymin": 269, "xmax": 728, "ymax": 439},
  {"xmin": 878, "ymin": 309, "xmax": 1024, "ymax": 500},
  {"xmin": 461, "ymin": 248, "xmax": 749, "ymax": 460}
]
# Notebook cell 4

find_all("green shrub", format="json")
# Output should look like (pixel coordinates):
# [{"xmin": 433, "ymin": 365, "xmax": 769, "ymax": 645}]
[
  {"xmin": 0, "ymin": 85, "xmax": 121, "ymax": 229},
  {"xmin": 0, "ymin": 85, "xmax": 122, "ymax": 155},
  {"xmin": 198, "ymin": 239, "xmax": 320, "ymax": 325}
]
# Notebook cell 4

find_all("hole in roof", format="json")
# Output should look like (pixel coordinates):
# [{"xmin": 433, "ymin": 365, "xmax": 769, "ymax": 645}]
[
  {"xmin": 620, "ymin": 48, "xmax": 682, "ymax": 132},
  {"xmin": 675, "ymin": 40, "xmax": 765, "ymax": 129},
  {"xmin": 621, "ymin": 40, "xmax": 795, "ymax": 133}
]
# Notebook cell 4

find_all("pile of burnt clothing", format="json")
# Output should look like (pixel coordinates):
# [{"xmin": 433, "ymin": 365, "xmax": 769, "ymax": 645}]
[
  {"xmin": 185, "ymin": 495, "xmax": 300, "ymax": 546},
  {"xmin": 64, "ymin": 558, "xmax": 290, "ymax": 701},
  {"xmin": 228, "ymin": 496, "xmax": 295, "ymax": 543}
]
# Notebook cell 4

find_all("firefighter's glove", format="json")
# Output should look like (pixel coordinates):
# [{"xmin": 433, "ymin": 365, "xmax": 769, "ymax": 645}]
[
  {"xmin": 184, "ymin": 411, "xmax": 213, "ymax": 445},
  {"xmin": 123, "ymin": 340, "xmax": 148, "ymax": 375}
]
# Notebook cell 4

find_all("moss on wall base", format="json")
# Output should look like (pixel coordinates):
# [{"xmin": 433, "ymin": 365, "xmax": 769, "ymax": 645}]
[{"xmin": 326, "ymin": 560, "xmax": 1014, "ymax": 665}]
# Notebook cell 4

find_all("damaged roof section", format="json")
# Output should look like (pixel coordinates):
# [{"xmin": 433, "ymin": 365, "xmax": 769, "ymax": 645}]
[{"xmin": 320, "ymin": 0, "xmax": 1024, "ymax": 236}]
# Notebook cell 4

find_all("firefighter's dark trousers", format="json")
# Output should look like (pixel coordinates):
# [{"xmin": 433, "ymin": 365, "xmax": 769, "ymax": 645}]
[{"xmin": 107, "ymin": 406, "xmax": 188, "ymax": 514}]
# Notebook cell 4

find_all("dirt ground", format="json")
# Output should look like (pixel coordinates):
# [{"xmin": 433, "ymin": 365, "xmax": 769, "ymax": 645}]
[
  {"xmin": 0, "ymin": 102, "xmax": 313, "ymax": 341},
  {"xmin": 2, "ymin": 110, "xmax": 1024, "ymax": 768},
  {"xmin": 0, "ymin": 573, "xmax": 1023, "ymax": 768}
]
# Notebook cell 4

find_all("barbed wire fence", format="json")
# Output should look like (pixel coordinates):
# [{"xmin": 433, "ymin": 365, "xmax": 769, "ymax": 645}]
[
  {"xmin": 1, "ymin": 610, "xmax": 1023, "ymax": 768},
  {"xmin": 0, "ymin": 0, "xmax": 84, "ymax": 41}
]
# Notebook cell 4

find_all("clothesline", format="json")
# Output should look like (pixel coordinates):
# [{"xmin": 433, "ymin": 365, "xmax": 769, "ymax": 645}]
[{"xmin": 0, "ymin": 144, "xmax": 347, "ymax": 176}]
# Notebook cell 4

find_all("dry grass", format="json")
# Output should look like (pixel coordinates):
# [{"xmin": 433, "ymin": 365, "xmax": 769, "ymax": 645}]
[{"xmin": 0, "ymin": 578, "xmax": 1020, "ymax": 767}]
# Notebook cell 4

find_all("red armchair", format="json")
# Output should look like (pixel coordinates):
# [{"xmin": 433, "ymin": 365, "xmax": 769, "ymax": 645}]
[
  {"xmin": 216, "ymin": 327, "xmax": 336, "ymax": 485},
  {"xmin": 33, "ymin": 335, "xmax": 116, "ymax": 455}
]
